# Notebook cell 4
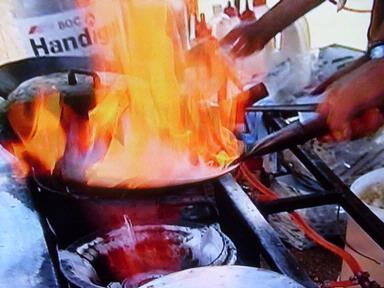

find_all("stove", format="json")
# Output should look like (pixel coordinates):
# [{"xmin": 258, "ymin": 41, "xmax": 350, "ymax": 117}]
[
  {"xmin": 0, "ymin": 148, "xmax": 316, "ymax": 288},
  {"xmin": 1, "ymin": 114, "xmax": 384, "ymax": 288},
  {"xmin": 1, "ymin": 46, "xmax": 384, "ymax": 288}
]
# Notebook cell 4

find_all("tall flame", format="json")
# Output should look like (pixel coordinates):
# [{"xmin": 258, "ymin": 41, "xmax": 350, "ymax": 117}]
[{"xmin": 7, "ymin": 0, "xmax": 245, "ymax": 188}]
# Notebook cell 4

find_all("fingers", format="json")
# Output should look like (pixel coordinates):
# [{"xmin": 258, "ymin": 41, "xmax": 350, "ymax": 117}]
[
  {"xmin": 317, "ymin": 116, "xmax": 351, "ymax": 143},
  {"xmin": 220, "ymin": 29, "xmax": 249, "ymax": 57},
  {"xmin": 221, "ymin": 32, "xmax": 255, "ymax": 58},
  {"xmin": 220, "ymin": 22, "xmax": 265, "ymax": 58},
  {"xmin": 318, "ymin": 101, "xmax": 384, "ymax": 142},
  {"xmin": 230, "ymin": 37, "xmax": 246, "ymax": 54},
  {"xmin": 331, "ymin": 123, "xmax": 352, "ymax": 142},
  {"xmin": 231, "ymin": 37, "xmax": 255, "ymax": 57},
  {"xmin": 317, "ymin": 92, "xmax": 354, "ymax": 142},
  {"xmin": 220, "ymin": 27, "xmax": 241, "ymax": 46},
  {"xmin": 319, "ymin": 86, "xmax": 363, "ymax": 130},
  {"xmin": 350, "ymin": 108, "xmax": 384, "ymax": 139}
]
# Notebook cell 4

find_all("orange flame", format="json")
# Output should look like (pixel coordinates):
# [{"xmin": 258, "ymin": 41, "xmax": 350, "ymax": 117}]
[{"xmin": 7, "ymin": 0, "xmax": 245, "ymax": 188}]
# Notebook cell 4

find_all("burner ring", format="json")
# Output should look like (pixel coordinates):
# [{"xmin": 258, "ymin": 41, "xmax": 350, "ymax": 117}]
[{"xmin": 59, "ymin": 225, "xmax": 237, "ymax": 288}]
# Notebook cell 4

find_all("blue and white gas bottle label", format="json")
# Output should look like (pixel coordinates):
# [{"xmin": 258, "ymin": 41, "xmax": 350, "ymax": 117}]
[{"xmin": 16, "ymin": 6, "xmax": 117, "ymax": 59}]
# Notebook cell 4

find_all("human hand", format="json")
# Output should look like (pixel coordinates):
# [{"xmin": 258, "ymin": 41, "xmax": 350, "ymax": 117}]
[
  {"xmin": 319, "ymin": 108, "xmax": 384, "ymax": 142},
  {"xmin": 220, "ymin": 21, "xmax": 271, "ymax": 57},
  {"xmin": 317, "ymin": 59, "xmax": 384, "ymax": 141}
]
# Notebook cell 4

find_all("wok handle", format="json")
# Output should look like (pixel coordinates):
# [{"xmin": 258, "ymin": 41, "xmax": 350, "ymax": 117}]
[
  {"xmin": 246, "ymin": 103, "xmax": 318, "ymax": 113},
  {"xmin": 68, "ymin": 69, "xmax": 101, "ymax": 87},
  {"xmin": 243, "ymin": 115, "xmax": 328, "ymax": 160}
]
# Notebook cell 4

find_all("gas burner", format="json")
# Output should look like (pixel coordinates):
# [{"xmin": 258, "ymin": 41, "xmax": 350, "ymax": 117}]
[{"xmin": 59, "ymin": 225, "xmax": 236, "ymax": 288}]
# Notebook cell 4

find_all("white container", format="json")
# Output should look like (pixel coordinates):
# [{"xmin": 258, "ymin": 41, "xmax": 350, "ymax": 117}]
[{"xmin": 340, "ymin": 168, "xmax": 384, "ymax": 285}]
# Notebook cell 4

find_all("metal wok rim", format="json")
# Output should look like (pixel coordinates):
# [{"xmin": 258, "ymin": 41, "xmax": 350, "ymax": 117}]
[{"xmin": 30, "ymin": 165, "xmax": 238, "ymax": 200}]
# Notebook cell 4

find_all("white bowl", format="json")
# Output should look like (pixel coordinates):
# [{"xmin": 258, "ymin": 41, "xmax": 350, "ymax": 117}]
[
  {"xmin": 350, "ymin": 168, "xmax": 384, "ymax": 218},
  {"xmin": 340, "ymin": 168, "xmax": 384, "ymax": 285}
]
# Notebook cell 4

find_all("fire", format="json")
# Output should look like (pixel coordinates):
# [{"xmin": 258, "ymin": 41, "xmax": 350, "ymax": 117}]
[
  {"xmin": 6, "ymin": 0, "xmax": 245, "ymax": 188},
  {"xmin": 8, "ymin": 92, "xmax": 66, "ymax": 174}
]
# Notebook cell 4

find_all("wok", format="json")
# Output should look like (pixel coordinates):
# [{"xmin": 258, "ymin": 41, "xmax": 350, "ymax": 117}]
[
  {"xmin": 0, "ymin": 57, "xmax": 328, "ymax": 198},
  {"xmin": 0, "ymin": 56, "xmax": 116, "ymax": 98}
]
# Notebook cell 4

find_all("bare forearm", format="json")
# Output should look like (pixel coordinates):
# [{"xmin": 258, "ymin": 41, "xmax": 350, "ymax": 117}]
[
  {"xmin": 312, "ymin": 55, "xmax": 369, "ymax": 94},
  {"xmin": 221, "ymin": 0, "xmax": 325, "ymax": 57},
  {"xmin": 258, "ymin": 0, "xmax": 324, "ymax": 41},
  {"xmin": 368, "ymin": 0, "xmax": 384, "ymax": 45}
]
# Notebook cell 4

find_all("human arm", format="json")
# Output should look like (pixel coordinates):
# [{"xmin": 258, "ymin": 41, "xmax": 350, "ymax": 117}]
[
  {"xmin": 368, "ymin": 0, "xmax": 384, "ymax": 46},
  {"xmin": 221, "ymin": 0, "xmax": 324, "ymax": 57},
  {"xmin": 311, "ymin": 55, "xmax": 370, "ymax": 95},
  {"xmin": 314, "ymin": 0, "xmax": 384, "ymax": 141}
]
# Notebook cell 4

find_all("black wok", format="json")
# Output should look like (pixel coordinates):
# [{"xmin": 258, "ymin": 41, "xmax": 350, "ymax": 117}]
[
  {"xmin": 0, "ymin": 57, "xmax": 328, "ymax": 199},
  {"xmin": 0, "ymin": 57, "xmax": 241, "ymax": 197}
]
